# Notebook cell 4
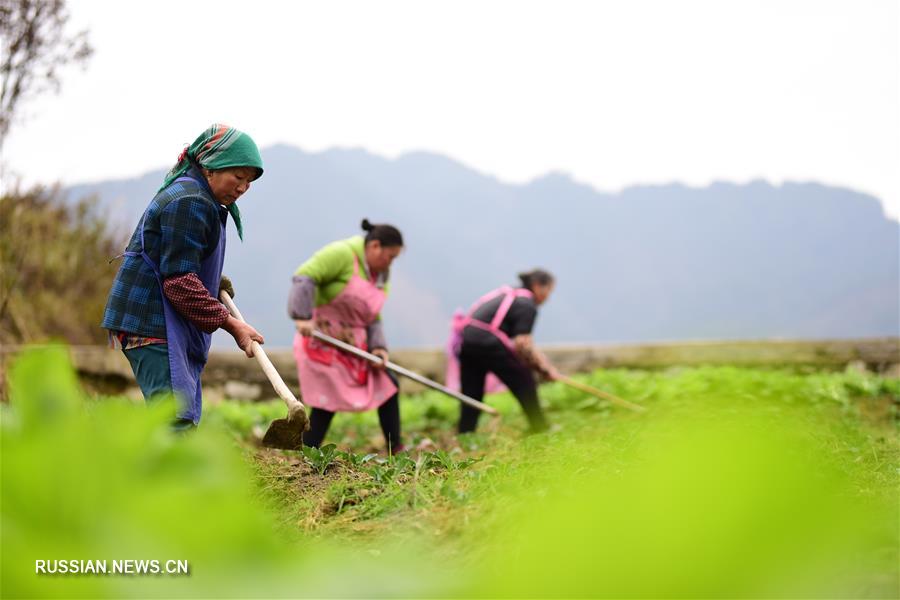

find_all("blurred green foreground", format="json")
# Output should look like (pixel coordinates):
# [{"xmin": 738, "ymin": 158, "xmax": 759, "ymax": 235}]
[{"xmin": 2, "ymin": 346, "xmax": 897, "ymax": 598}]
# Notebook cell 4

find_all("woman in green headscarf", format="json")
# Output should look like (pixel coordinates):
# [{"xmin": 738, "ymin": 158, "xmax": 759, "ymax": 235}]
[{"xmin": 102, "ymin": 124, "xmax": 266, "ymax": 428}]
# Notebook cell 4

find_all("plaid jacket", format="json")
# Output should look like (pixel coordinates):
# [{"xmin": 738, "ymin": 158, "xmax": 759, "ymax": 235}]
[{"xmin": 101, "ymin": 169, "xmax": 229, "ymax": 338}]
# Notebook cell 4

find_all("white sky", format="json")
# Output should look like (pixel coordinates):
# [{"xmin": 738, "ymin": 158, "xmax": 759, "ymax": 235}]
[{"xmin": 3, "ymin": 0, "xmax": 899, "ymax": 218}]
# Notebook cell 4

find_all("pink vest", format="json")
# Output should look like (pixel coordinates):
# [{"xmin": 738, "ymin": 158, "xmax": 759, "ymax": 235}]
[
  {"xmin": 445, "ymin": 286, "xmax": 534, "ymax": 393},
  {"xmin": 293, "ymin": 254, "xmax": 397, "ymax": 412}
]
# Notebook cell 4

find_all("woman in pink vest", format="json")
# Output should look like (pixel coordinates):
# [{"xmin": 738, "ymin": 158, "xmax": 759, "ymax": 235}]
[
  {"xmin": 449, "ymin": 269, "xmax": 561, "ymax": 434},
  {"xmin": 288, "ymin": 220, "xmax": 404, "ymax": 452}
]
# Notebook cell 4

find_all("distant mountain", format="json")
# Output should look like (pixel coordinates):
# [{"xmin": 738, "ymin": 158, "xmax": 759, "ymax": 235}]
[{"xmin": 68, "ymin": 145, "xmax": 900, "ymax": 348}]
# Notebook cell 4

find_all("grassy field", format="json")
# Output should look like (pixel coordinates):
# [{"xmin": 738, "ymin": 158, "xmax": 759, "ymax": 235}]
[
  {"xmin": 2, "ymin": 347, "xmax": 898, "ymax": 598},
  {"xmin": 210, "ymin": 364, "xmax": 899, "ymax": 597}
]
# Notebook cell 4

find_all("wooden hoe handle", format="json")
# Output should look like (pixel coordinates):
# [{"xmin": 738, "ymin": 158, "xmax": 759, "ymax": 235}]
[
  {"xmin": 219, "ymin": 291, "xmax": 306, "ymax": 416},
  {"xmin": 559, "ymin": 376, "xmax": 646, "ymax": 412}
]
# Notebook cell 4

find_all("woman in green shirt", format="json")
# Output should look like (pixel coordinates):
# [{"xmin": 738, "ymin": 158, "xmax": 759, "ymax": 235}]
[{"xmin": 289, "ymin": 220, "xmax": 404, "ymax": 451}]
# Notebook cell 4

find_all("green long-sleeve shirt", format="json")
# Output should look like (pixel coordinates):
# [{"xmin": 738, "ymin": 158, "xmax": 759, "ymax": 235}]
[{"xmin": 293, "ymin": 235, "xmax": 390, "ymax": 314}]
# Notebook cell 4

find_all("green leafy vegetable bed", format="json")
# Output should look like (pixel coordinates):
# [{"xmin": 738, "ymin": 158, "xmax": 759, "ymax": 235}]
[{"xmin": 3, "ymin": 347, "xmax": 897, "ymax": 598}]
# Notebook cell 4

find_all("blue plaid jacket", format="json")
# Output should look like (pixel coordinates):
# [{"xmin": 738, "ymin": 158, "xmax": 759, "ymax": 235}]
[{"xmin": 101, "ymin": 169, "xmax": 229, "ymax": 338}]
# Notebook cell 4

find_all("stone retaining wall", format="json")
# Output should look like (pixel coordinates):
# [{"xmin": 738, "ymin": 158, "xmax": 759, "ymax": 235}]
[{"xmin": 2, "ymin": 337, "xmax": 897, "ymax": 402}]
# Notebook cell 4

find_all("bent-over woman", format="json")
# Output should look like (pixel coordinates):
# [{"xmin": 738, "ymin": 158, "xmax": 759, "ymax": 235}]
[
  {"xmin": 102, "ymin": 124, "xmax": 265, "ymax": 428},
  {"xmin": 289, "ymin": 219, "xmax": 405, "ymax": 452},
  {"xmin": 447, "ymin": 269, "xmax": 560, "ymax": 434}
]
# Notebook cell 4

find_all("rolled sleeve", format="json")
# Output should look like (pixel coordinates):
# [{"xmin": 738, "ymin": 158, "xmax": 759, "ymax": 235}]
[
  {"xmin": 163, "ymin": 273, "xmax": 230, "ymax": 333},
  {"xmin": 288, "ymin": 275, "xmax": 317, "ymax": 319},
  {"xmin": 366, "ymin": 319, "xmax": 387, "ymax": 351}
]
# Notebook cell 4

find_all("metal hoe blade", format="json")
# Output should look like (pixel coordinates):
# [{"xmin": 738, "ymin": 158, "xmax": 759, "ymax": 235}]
[{"xmin": 261, "ymin": 403, "xmax": 310, "ymax": 450}]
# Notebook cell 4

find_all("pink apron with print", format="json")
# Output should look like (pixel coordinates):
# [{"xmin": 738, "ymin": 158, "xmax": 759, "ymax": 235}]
[
  {"xmin": 293, "ymin": 254, "xmax": 398, "ymax": 412},
  {"xmin": 445, "ymin": 286, "xmax": 534, "ymax": 393}
]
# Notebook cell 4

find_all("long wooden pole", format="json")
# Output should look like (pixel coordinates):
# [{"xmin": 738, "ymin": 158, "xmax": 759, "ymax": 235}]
[
  {"xmin": 558, "ymin": 375, "xmax": 646, "ymax": 412},
  {"xmin": 220, "ymin": 291, "xmax": 307, "ymax": 421},
  {"xmin": 311, "ymin": 330, "xmax": 499, "ymax": 416}
]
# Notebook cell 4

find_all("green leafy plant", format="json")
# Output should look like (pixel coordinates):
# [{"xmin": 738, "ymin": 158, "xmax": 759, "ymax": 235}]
[
  {"xmin": 338, "ymin": 449, "xmax": 378, "ymax": 468},
  {"xmin": 301, "ymin": 443, "xmax": 339, "ymax": 475},
  {"xmin": 366, "ymin": 454, "xmax": 416, "ymax": 485},
  {"xmin": 422, "ymin": 449, "xmax": 481, "ymax": 471}
]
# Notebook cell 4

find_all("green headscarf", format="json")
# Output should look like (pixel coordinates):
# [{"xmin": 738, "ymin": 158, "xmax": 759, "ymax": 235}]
[{"xmin": 159, "ymin": 124, "xmax": 264, "ymax": 240}]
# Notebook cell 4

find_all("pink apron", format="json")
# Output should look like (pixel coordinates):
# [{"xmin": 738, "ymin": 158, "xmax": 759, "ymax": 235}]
[
  {"xmin": 293, "ymin": 254, "xmax": 398, "ymax": 412},
  {"xmin": 445, "ymin": 286, "xmax": 534, "ymax": 393}
]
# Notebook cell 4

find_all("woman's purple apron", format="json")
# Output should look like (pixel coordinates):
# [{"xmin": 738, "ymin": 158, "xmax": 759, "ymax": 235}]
[{"xmin": 126, "ymin": 176, "xmax": 225, "ymax": 424}]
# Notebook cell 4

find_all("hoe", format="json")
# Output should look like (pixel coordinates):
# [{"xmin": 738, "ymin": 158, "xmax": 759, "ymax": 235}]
[
  {"xmin": 220, "ymin": 290, "xmax": 309, "ymax": 449},
  {"xmin": 311, "ymin": 330, "xmax": 498, "ymax": 416}
]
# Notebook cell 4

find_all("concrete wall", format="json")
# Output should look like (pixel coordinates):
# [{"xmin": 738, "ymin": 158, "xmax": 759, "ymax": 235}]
[{"xmin": 2, "ymin": 337, "xmax": 897, "ymax": 402}]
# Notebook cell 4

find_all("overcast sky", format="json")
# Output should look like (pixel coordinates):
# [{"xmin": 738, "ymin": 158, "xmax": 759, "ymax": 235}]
[{"xmin": 3, "ymin": 0, "xmax": 898, "ymax": 218}]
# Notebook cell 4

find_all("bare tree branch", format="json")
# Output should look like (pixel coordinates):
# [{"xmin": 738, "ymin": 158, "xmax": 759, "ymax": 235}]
[{"xmin": 0, "ymin": 0, "xmax": 93, "ymax": 143}]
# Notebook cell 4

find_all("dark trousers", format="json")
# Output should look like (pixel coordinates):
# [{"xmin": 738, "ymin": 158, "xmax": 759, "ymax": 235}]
[
  {"xmin": 123, "ymin": 344, "xmax": 194, "ymax": 431},
  {"xmin": 302, "ymin": 372, "xmax": 402, "ymax": 451},
  {"xmin": 458, "ymin": 343, "xmax": 548, "ymax": 433}
]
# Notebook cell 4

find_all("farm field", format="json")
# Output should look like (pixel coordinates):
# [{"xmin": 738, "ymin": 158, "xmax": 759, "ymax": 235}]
[{"xmin": 2, "ymin": 346, "xmax": 898, "ymax": 598}]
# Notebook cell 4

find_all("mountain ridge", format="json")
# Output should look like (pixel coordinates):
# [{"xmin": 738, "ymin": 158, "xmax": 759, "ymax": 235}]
[{"xmin": 66, "ymin": 144, "xmax": 899, "ymax": 348}]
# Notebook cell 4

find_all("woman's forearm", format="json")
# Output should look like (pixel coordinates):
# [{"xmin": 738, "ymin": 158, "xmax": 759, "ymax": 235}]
[{"xmin": 514, "ymin": 334, "xmax": 554, "ymax": 375}]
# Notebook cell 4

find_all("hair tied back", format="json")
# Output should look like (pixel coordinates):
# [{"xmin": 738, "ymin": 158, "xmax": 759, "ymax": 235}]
[
  {"xmin": 360, "ymin": 219, "xmax": 404, "ymax": 247},
  {"xmin": 518, "ymin": 268, "xmax": 555, "ymax": 291}
]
